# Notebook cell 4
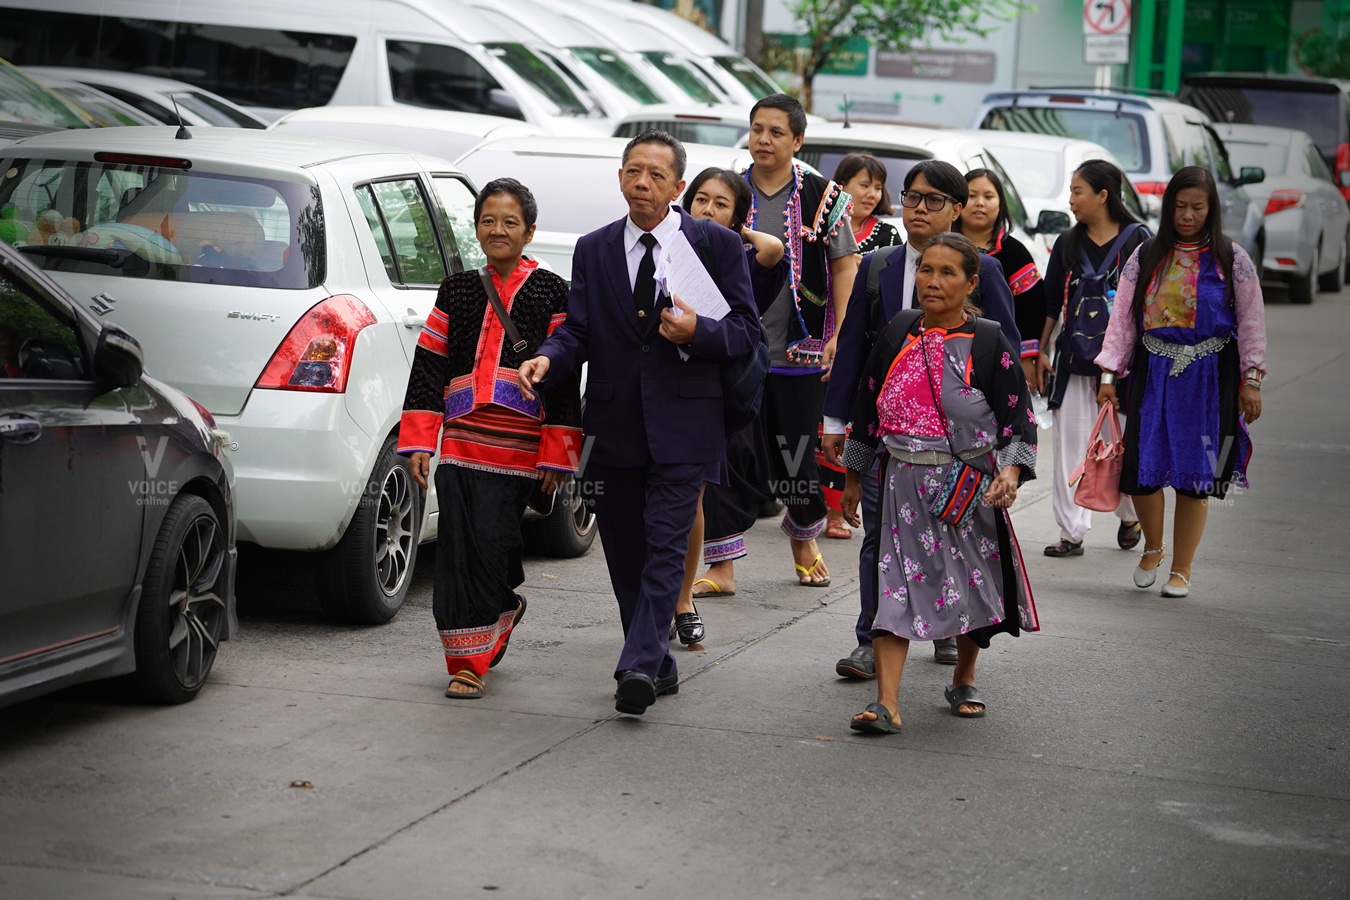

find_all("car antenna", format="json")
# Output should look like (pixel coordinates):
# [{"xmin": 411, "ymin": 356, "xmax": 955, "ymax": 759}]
[
  {"xmin": 842, "ymin": 94, "xmax": 851, "ymax": 128},
  {"xmin": 169, "ymin": 94, "xmax": 192, "ymax": 140}
]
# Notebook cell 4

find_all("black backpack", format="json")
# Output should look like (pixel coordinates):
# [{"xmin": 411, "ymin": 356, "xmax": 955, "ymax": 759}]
[
  {"xmin": 691, "ymin": 218, "xmax": 771, "ymax": 434},
  {"xmin": 1056, "ymin": 223, "xmax": 1142, "ymax": 376}
]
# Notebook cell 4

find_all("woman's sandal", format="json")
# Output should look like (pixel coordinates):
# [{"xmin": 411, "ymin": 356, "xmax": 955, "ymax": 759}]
[
  {"xmin": 1133, "ymin": 545, "xmax": 1166, "ymax": 589},
  {"xmin": 794, "ymin": 552, "xmax": 832, "ymax": 587},
  {"xmin": 944, "ymin": 684, "xmax": 986, "ymax": 718},
  {"xmin": 446, "ymin": 671, "xmax": 485, "ymax": 699},
  {"xmin": 849, "ymin": 701, "xmax": 902, "ymax": 734},
  {"xmin": 825, "ymin": 517, "xmax": 853, "ymax": 539},
  {"xmin": 489, "ymin": 597, "xmax": 527, "ymax": 669},
  {"xmin": 691, "ymin": 577, "xmax": 735, "ymax": 598},
  {"xmin": 1160, "ymin": 571, "xmax": 1191, "ymax": 598}
]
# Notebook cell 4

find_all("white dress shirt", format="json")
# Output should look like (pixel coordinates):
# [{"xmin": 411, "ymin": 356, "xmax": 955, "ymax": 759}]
[{"xmin": 623, "ymin": 204, "xmax": 683, "ymax": 290}]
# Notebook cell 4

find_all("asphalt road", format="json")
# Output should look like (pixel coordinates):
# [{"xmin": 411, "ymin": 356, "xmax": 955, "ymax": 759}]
[{"xmin": 2, "ymin": 280, "xmax": 1348, "ymax": 899}]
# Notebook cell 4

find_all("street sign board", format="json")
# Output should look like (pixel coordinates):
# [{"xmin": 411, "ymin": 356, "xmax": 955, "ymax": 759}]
[
  {"xmin": 1083, "ymin": 0, "xmax": 1132, "ymax": 36},
  {"xmin": 1085, "ymin": 34, "xmax": 1131, "ymax": 63}
]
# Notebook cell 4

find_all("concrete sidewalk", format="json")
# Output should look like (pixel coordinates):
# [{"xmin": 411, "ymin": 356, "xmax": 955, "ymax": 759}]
[{"xmin": 2, "ymin": 288, "xmax": 1347, "ymax": 899}]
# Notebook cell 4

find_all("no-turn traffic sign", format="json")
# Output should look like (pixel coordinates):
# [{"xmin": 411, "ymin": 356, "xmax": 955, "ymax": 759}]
[{"xmin": 1084, "ymin": 0, "xmax": 1132, "ymax": 36}]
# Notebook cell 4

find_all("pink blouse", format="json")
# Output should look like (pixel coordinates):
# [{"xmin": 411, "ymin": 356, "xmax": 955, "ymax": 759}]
[{"xmin": 1095, "ymin": 243, "xmax": 1267, "ymax": 376}]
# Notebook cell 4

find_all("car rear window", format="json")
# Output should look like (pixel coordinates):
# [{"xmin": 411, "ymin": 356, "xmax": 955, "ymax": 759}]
[
  {"xmin": 1182, "ymin": 84, "xmax": 1343, "ymax": 159},
  {"xmin": 980, "ymin": 106, "xmax": 1150, "ymax": 174},
  {"xmin": 0, "ymin": 158, "xmax": 324, "ymax": 288}
]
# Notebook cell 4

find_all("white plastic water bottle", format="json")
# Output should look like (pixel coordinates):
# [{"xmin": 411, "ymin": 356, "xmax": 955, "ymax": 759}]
[
  {"xmin": 1031, "ymin": 392, "xmax": 1054, "ymax": 430},
  {"xmin": 1106, "ymin": 288, "xmax": 1117, "ymax": 314}
]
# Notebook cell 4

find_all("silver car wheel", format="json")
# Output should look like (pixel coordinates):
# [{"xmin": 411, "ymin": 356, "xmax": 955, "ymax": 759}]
[{"xmin": 375, "ymin": 463, "xmax": 415, "ymax": 597}]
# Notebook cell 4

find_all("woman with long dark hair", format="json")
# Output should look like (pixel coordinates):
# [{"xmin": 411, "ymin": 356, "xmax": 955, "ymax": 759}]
[
  {"xmin": 957, "ymin": 166, "xmax": 1048, "ymax": 390},
  {"xmin": 1096, "ymin": 166, "xmax": 1265, "ymax": 597},
  {"xmin": 669, "ymin": 167, "xmax": 787, "ymax": 645},
  {"xmin": 1039, "ymin": 159, "xmax": 1149, "ymax": 558}
]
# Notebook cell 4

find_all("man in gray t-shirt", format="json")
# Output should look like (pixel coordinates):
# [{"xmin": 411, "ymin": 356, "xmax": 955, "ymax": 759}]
[{"xmin": 743, "ymin": 93, "xmax": 859, "ymax": 590}]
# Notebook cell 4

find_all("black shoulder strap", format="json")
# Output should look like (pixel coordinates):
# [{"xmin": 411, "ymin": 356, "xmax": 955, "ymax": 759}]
[
  {"xmin": 866, "ymin": 243, "xmax": 906, "ymax": 329},
  {"xmin": 879, "ymin": 307, "xmax": 923, "ymax": 348},
  {"xmin": 478, "ymin": 267, "xmax": 529, "ymax": 355},
  {"xmin": 970, "ymin": 315, "xmax": 1001, "ymax": 359}
]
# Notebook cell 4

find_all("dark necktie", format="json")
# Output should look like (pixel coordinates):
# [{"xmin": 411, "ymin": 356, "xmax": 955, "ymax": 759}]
[{"xmin": 634, "ymin": 232, "xmax": 657, "ymax": 318}]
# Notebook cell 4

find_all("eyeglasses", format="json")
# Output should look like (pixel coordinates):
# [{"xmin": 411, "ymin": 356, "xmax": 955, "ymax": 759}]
[{"xmin": 899, "ymin": 190, "xmax": 957, "ymax": 211}]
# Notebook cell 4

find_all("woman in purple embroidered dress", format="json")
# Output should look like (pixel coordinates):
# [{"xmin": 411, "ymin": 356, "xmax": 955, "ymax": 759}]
[
  {"xmin": 1096, "ymin": 166, "xmax": 1266, "ymax": 598},
  {"xmin": 841, "ymin": 233, "xmax": 1039, "ymax": 734}
]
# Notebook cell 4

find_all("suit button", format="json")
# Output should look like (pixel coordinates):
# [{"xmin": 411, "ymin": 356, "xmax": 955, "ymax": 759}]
[{"xmin": 641, "ymin": 345, "xmax": 649, "ymax": 352}]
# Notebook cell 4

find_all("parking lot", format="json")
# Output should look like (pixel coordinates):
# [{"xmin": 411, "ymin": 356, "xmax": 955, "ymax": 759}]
[{"xmin": 2, "ymin": 283, "xmax": 1347, "ymax": 899}]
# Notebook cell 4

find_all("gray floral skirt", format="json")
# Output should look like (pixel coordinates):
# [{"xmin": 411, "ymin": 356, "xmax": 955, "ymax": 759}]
[{"xmin": 872, "ymin": 455, "xmax": 1033, "ymax": 643}]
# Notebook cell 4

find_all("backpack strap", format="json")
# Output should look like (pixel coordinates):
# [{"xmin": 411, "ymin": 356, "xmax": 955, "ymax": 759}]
[
  {"xmin": 1081, "ymin": 222, "xmax": 1142, "ymax": 278},
  {"xmin": 865, "ymin": 243, "xmax": 906, "ymax": 332}
]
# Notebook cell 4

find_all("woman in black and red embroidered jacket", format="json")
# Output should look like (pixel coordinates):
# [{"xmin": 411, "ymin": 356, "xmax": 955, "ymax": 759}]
[{"xmin": 398, "ymin": 178, "xmax": 581, "ymax": 700}]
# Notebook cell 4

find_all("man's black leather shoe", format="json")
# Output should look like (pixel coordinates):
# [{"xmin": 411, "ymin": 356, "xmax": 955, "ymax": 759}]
[
  {"xmin": 654, "ymin": 672, "xmax": 679, "ymax": 697},
  {"xmin": 614, "ymin": 671, "xmax": 657, "ymax": 715}
]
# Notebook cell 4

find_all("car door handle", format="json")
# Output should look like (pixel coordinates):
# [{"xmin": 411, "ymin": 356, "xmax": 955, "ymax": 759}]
[
  {"xmin": 402, "ymin": 307, "xmax": 426, "ymax": 329},
  {"xmin": 0, "ymin": 413, "xmax": 41, "ymax": 444}
]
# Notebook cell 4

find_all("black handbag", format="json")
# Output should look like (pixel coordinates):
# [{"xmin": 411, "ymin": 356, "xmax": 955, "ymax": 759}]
[{"xmin": 478, "ymin": 267, "xmax": 556, "ymax": 516}]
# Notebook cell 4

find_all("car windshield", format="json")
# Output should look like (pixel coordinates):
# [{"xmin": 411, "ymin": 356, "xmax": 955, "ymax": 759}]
[
  {"xmin": 639, "ymin": 52, "xmax": 719, "ymax": 104},
  {"xmin": 980, "ymin": 106, "xmax": 1150, "ymax": 173},
  {"xmin": 1224, "ymin": 139, "xmax": 1288, "ymax": 175},
  {"xmin": 456, "ymin": 150, "xmax": 630, "ymax": 234},
  {"xmin": 486, "ymin": 43, "xmax": 594, "ymax": 118},
  {"xmin": 0, "ymin": 64, "xmax": 88, "ymax": 128},
  {"xmin": 613, "ymin": 119, "xmax": 745, "ymax": 147},
  {"xmin": 0, "ymin": 158, "xmax": 324, "ymax": 288},
  {"xmin": 52, "ymin": 86, "xmax": 151, "ymax": 127},
  {"xmin": 571, "ymin": 48, "xmax": 662, "ymax": 105},
  {"xmin": 714, "ymin": 57, "xmax": 778, "ymax": 97},
  {"xmin": 1183, "ymin": 86, "xmax": 1340, "ymax": 158},
  {"xmin": 979, "ymin": 145, "xmax": 1062, "ymax": 199}
]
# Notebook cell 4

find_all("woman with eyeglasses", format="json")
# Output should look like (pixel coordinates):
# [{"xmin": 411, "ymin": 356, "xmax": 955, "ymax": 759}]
[
  {"xmin": 1039, "ymin": 159, "xmax": 1150, "ymax": 559},
  {"xmin": 957, "ymin": 167, "xmax": 1048, "ymax": 392}
]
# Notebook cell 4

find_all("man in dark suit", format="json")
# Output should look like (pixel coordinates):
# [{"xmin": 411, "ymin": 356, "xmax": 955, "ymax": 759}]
[
  {"xmin": 822, "ymin": 159, "xmax": 1021, "ymax": 678},
  {"xmin": 519, "ymin": 131, "xmax": 760, "ymax": 716}
]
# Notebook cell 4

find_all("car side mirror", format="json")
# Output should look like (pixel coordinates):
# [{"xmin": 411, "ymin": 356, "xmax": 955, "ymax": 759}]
[
  {"xmin": 484, "ymin": 89, "xmax": 524, "ymax": 121},
  {"xmin": 92, "ymin": 322, "xmax": 144, "ymax": 389},
  {"xmin": 1035, "ymin": 209, "xmax": 1072, "ymax": 235},
  {"xmin": 1236, "ymin": 166, "xmax": 1265, "ymax": 187}
]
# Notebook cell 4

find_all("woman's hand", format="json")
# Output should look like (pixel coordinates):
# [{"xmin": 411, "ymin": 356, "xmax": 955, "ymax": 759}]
[
  {"xmin": 1097, "ymin": 383, "xmax": 1118, "ymax": 409},
  {"xmin": 1020, "ymin": 358, "xmax": 1038, "ymax": 394},
  {"xmin": 1034, "ymin": 352, "xmax": 1053, "ymax": 395},
  {"xmin": 538, "ymin": 468, "xmax": 562, "ymax": 495},
  {"xmin": 983, "ymin": 466, "xmax": 1020, "ymax": 510},
  {"xmin": 1239, "ymin": 384, "xmax": 1262, "ymax": 424},
  {"xmin": 820, "ymin": 335, "xmax": 839, "ymax": 381},
  {"xmin": 841, "ymin": 471, "xmax": 862, "ymax": 527},
  {"xmin": 409, "ymin": 452, "xmax": 431, "ymax": 490}
]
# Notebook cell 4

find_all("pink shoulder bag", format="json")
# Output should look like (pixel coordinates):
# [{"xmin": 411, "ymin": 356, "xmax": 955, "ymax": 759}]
[{"xmin": 1069, "ymin": 403, "xmax": 1124, "ymax": 512}]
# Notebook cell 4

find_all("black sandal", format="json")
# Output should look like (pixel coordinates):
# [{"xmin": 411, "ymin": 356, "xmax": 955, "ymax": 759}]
[
  {"xmin": 1043, "ymin": 539, "xmax": 1084, "ymax": 558},
  {"xmin": 1117, "ymin": 520, "xmax": 1142, "ymax": 550},
  {"xmin": 944, "ymin": 684, "xmax": 986, "ymax": 718},
  {"xmin": 849, "ymin": 702, "xmax": 902, "ymax": 734}
]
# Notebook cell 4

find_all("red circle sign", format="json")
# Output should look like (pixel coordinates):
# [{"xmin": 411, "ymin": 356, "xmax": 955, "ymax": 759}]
[{"xmin": 1085, "ymin": 0, "xmax": 1131, "ymax": 35}]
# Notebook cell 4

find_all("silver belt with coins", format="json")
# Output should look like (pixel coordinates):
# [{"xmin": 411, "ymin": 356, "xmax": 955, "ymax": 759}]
[
  {"xmin": 1142, "ymin": 333, "xmax": 1231, "ymax": 376},
  {"xmin": 887, "ymin": 444, "xmax": 991, "ymax": 466}
]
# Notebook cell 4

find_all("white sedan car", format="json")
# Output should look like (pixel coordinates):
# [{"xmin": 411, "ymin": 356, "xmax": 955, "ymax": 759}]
[
  {"xmin": 958, "ymin": 129, "xmax": 1153, "ymax": 257},
  {"xmin": 0, "ymin": 126, "xmax": 588, "ymax": 624}
]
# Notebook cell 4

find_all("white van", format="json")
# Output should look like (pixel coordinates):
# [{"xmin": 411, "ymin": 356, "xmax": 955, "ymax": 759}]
[
  {"xmin": 579, "ymin": 0, "xmax": 780, "ymax": 105},
  {"xmin": 0, "ymin": 0, "xmax": 608, "ymax": 133},
  {"xmin": 457, "ymin": 0, "xmax": 680, "ymax": 119}
]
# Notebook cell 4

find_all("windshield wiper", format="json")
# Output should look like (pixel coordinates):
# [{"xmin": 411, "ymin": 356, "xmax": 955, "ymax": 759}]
[{"xmin": 18, "ymin": 244, "xmax": 149, "ymax": 276}]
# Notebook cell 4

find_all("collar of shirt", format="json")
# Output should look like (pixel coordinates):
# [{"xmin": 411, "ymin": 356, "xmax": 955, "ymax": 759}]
[
  {"xmin": 904, "ymin": 241, "xmax": 922, "ymax": 307},
  {"xmin": 624, "ymin": 204, "xmax": 683, "ymax": 287}
]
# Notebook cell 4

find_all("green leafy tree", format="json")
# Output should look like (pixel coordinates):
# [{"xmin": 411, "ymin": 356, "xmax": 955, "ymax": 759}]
[
  {"xmin": 784, "ymin": 0, "xmax": 1028, "ymax": 113},
  {"xmin": 1297, "ymin": 27, "xmax": 1350, "ymax": 80}
]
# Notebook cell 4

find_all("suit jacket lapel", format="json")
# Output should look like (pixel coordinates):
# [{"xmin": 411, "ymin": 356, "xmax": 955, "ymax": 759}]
[
  {"xmin": 602, "ymin": 219, "xmax": 646, "ymax": 339},
  {"xmin": 879, "ymin": 241, "xmax": 910, "ymax": 321}
]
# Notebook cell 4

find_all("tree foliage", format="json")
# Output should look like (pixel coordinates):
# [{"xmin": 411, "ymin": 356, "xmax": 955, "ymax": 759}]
[
  {"xmin": 783, "ymin": 0, "xmax": 1028, "ymax": 111},
  {"xmin": 1297, "ymin": 28, "xmax": 1350, "ymax": 80}
]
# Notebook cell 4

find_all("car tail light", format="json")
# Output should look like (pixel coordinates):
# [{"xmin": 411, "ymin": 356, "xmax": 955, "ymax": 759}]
[
  {"xmin": 1135, "ymin": 181, "xmax": 1168, "ymax": 196},
  {"xmin": 255, "ymin": 294, "xmax": 377, "ymax": 393},
  {"xmin": 1264, "ymin": 190, "xmax": 1306, "ymax": 215},
  {"xmin": 187, "ymin": 396, "xmax": 216, "ymax": 429},
  {"xmin": 1337, "ymin": 142, "xmax": 1350, "ymax": 202},
  {"xmin": 1275, "ymin": 257, "xmax": 1297, "ymax": 267}
]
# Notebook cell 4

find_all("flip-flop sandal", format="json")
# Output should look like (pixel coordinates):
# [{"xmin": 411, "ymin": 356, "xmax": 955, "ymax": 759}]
[
  {"xmin": 825, "ymin": 519, "xmax": 853, "ymax": 539},
  {"xmin": 944, "ymin": 684, "xmax": 986, "ymax": 718},
  {"xmin": 794, "ymin": 552, "xmax": 832, "ymax": 587},
  {"xmin": 446, "ymin": 671, "xmax": 485, "ymax": 699},
  {"xmin": 1117, "ymin": 520, "xmax": 1142, "ymax": 550},
  {"xmin": 489, "ymin": 597, "xmax": 527, "ymax": 669},
  {"xmin": 691, "ymin": 577, "xmax": 735, "ymax": 598},
  {"xmin": 849, "ymin": 701, "xmax": 902, "ymax": 734}
]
